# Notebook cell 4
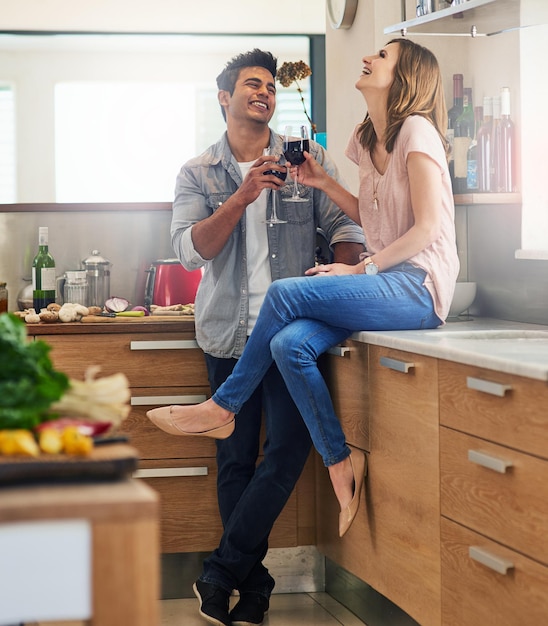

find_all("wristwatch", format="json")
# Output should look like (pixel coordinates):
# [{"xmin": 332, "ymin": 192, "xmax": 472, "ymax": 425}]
[{"xmin": 363, "ymin": 257, "xmax": 379, "ymax": 275}]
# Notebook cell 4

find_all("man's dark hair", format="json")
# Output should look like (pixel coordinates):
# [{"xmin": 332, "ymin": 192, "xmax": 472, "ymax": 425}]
[{"xmin": 216, "ymin": 48, "xmax": 277, "ymax": 94}]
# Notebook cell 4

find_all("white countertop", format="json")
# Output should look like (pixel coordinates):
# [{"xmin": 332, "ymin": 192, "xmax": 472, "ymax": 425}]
[{"xmin": 352, "ymin": 318, "xmax": 548, "ymax": 381}]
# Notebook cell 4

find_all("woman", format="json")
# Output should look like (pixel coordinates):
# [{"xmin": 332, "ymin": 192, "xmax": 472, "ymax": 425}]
[{"xmin": 147, "ymin": 38, "xmax": 459, "ymax": 537}]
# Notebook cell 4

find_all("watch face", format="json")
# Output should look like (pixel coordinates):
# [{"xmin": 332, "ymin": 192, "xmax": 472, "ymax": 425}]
[
  {"xmin": 365, "ymin": 261, "xmax": 378, "ymax": 275},
  {"xmin": 327, "ymin": 0, "xmax": 358, "ymax": 29}
]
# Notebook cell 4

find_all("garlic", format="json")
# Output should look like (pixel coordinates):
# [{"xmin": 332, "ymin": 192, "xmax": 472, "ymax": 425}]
[{"xmin": 24, "ymin": 308, "xmax": 40, "ymax": 324}]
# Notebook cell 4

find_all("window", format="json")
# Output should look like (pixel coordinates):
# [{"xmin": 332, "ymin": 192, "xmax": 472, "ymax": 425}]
[
  {"xmin": 0, "ymin": 85, "xmax": 15, "ymax": 203},
  {"xmin": 54, "ymin": 80, "xmax": 311, "ymax": 203}
]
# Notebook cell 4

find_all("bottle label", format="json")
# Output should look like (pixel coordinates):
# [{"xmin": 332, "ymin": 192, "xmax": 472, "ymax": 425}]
[
  {"xmin": 453, "ymin": 137, "xmax": 471, "ymax": 178},
  {"xmin": 467, "ymin": 160, "xmax": 478, "ymax": 190},
  {"xmin": 40, "ymin": 267, "xmax": 56, "ymax": 291}
]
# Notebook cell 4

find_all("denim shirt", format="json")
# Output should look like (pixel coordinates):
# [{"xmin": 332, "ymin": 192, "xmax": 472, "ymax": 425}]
[{"xmin": 171, "ymin": 130, "xmax": 365, "ymax": 358}]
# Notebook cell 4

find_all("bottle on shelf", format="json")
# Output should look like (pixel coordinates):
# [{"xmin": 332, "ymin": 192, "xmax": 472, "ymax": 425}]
[
  {"xmin": 0, "ymin": 282, "xmax": 7, "ymax": 314},
  {"xmin": 477, "ymin": 96, "xmax": 493, "ymax": 192},
  {"xmin": 453, "ymin": 86, "xmax": 474, "ymax": 194},
  {"xmin": 447, "ymin": 73, "xmax": 464, "ymax": 190},
  {"xmin": 497, "ymin": 86, "xmax": 517, "ymax": 193},
  {"xmin": 466, "ymin": 105, "xmax": 483, "ymax": 192},
  {"xmin": 491, "ymin": 96, "xmax": 502, "ymax": 193},
  {"xmin": 32, "ymin": 226, "xmax": 56, "ymax": 311}
]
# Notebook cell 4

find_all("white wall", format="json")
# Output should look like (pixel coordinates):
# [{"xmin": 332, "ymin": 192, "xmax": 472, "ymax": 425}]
[{"xmin": 0, "ymin": 0, "xmax": 325, "ymax": 34}]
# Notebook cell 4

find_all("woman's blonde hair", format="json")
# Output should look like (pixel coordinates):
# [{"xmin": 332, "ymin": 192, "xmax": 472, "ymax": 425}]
[{"xmin": 357, "ymin": 38, "xmax": 449, "ymax": 156}]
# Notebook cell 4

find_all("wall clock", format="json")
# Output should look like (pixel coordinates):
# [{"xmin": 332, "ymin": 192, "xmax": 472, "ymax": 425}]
[{"xmin": 327, "ymin": 0, "xmax": 358, "ymax": 30}]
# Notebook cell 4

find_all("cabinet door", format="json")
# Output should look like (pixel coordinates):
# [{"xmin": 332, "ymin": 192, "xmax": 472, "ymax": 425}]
[
  {"xmin": 42, "ymin": 332, "xmax": 208, "ymax": 388},
  {"xmin": 439, "ymin": 360, "xmax": 548, "ymax": 459},
  {"xmin": 318, "ymin": 346, "xmax": 440, "ymax": 626},
  {"xmin": 441, "ymin": 517, "xmax": 548, "ymax": 626},
  {"xmin": 318, "ymin": 339, "xmax": 369, "ymax": 451},
  {"xmin": 441, "ymin": 426, "xmax": 548, "ymax": 565}
]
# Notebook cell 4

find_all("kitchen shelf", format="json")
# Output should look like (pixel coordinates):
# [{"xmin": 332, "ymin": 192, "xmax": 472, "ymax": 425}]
[
  {"xmin": 454, "ymin": 192, "xmax": 521, "ymax": 205},
  {"xmin": 385, "ymin": 0, "xmax": 547, "ymax": 38}
]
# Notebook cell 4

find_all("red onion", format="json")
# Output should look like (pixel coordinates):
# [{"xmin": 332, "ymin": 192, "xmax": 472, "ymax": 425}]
[
  {"xmin": 105, "ymin": 296, "xmax": 130, "ymax": 312},
  {"xmin": 131, "ymin": 305, "xmax": 150, "ymax": 316}
]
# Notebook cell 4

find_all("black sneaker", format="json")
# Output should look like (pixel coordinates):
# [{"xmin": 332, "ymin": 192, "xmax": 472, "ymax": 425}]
[
  {"xmin": 193, "ymin": 579, "xmax": 231, "ymax": 626},
  {"xmin": 229, "ymin": 592, "xmax": 270, "ymax": 626}
]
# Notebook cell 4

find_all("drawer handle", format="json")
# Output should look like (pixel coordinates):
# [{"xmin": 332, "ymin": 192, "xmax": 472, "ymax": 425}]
[
  {"xmin": 327, "ymin": 346, "xmax": 350, "ymax": 357},
  {"xmin": 468, "ymin": 449, "xmax": 513, "ymax": 473},
  {"xmin": 130, "ymin": 339, "xmax": 199, "ymax": 351},
  {"xmin": 469, "ymin": 546, "xmax": 514, "ymax": 575},
  {"xmin": 466, "ymin": 376, "xmax": 512, "ymax": 397},
  {"xmin": 379, "ymin": 356, "xmax": 414, "ymax": 373},
  {"xmin": 131, "ymin": 395, "xmax": 207, "ymax": 406},
  {"xmin": 134, "ymin": 467, "xmax": 208, "ymax": 478}
]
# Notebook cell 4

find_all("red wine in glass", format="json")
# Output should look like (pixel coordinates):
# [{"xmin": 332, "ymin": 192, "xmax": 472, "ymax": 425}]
[
  {"xmin": 283, "ymin": 125, "xmax": 309, "ymax": 202},
  {"xmin": 283, "ymin": 139, "xmax": 310, "ymax": 166},
  {"xmin": 264, "ymin": 167, "xmax": 287, "ymax": 181}
]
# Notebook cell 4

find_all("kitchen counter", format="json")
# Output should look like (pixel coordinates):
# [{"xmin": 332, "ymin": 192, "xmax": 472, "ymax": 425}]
[
  {"xmin": 352, "ymin": 318, "xmax": 548, "ymax": 381},
  {"xmin": 25, "ymin": 315, "xmax": 196, "ymax": 336}
]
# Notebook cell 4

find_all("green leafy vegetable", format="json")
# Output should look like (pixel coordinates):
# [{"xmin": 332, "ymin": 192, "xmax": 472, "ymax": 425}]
[{"xmin": 0, "ymin": 313, "xmax": 69, "ymax": 429}]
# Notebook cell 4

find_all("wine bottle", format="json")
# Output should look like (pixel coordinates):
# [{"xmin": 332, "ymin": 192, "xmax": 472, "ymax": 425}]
[
  {"xmin": 497, "ymin": 86, "xmax": 517, "ymax": 192},
  {"xmin": 32, "ymin": 226, "xmax": 56, "ymax": 311},
  {"xmin": 447, "ymin": 74, "xmax": 464, "ymax": 190},
  {"xmin": 491, "ymin": 96, "xmax": 502, "ymax": 193},
  {"xmin": 453, "ymin": 87, "xmax": 474, "ymax": 194},
  {"xmin": 466, "ymin": 106, "xmax": 483, "ymax": 192},
  {"xmin": 477, "ymin": 96, "xmax": 493, "ymax": 192}
]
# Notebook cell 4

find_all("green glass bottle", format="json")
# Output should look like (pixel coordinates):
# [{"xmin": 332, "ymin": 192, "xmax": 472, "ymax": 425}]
[
  {"xmin": 453, "ymin": 87, "xmax": 474, "ymax": 194},
  {"xmin": 32, "ymin": 226, "xmax": 56, "ymax": 311}
]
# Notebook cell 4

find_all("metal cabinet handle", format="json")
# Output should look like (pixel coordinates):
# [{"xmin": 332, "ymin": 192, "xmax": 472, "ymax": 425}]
[
  {"xmin": 130, "ymin": 339, "xmax": 199, "ymax": 351},
  {"xmin": 469, "ymin": 546, "xmax": 514, "ymax": 575},
  {"xmin": 327, "ymin": 346, "xmax": 350, "ymax": 357},
  {"xmin": 134, "ymin": 467, "xmax": 208, "ymax": 479},
  {"xmin": 466, "ymin": 376, "xmax": 512, "ymax": 397},
  {"xmin": 468, "ymin": 449, "xmax": 513, "ymax": 473},
  {"xmin": 379, "ymin": 356, "xmax": 414, "ymax": 373},
  {"xmin": 131, "ymin": 394, "xmax": 207, "ymax": 406}
]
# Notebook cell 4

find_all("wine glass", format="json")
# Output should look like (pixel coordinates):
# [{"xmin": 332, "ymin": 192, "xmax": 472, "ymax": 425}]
[
  {"xmin": 282, "ymin": 125, "xmax": 309, "ymax": 203},
  {"xmin": 263, "ymin": 147, "xmax": 287, "ymax": 224}
]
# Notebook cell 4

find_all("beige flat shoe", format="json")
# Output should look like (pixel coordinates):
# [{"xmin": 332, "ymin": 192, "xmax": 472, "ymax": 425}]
[
  {"xmin": 338, "ymin": 447, "xmax": 367, "ymax": 537},
  {"xmin": 146, "ymin": 405, "xmax": 235, "ymax": 439}
]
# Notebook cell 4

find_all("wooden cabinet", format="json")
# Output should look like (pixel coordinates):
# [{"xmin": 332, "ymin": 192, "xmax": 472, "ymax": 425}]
[
  {"xmin": 34, "ymin": 321, "xmax": 314, "ymax": 554},
  {"xmin": 318, "ymin": 344, "xmax": 441, "ymax": 626},
  {"xmin": 439, "ymin": 361, "xmax": 548, "ymax": 624}
]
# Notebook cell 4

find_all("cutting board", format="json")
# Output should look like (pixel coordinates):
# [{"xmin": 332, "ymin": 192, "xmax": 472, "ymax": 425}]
[
  {"xmin": 0, "ymin": 442, "xmax": 138, "ymax": 485},
  {"xmin": 80, "ymin": 314, "xmax": 194, "ymax": 322}
]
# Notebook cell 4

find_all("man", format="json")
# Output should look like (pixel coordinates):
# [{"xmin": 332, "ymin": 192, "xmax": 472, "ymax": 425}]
[{"xmin": 171, "ymin": 49, "xmax": 364, "ymax": 626}]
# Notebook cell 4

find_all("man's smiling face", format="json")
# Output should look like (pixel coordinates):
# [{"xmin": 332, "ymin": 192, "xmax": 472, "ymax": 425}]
[{"xmin": 220, "ymin": 66, "xmax": 277, "ymax": 126}]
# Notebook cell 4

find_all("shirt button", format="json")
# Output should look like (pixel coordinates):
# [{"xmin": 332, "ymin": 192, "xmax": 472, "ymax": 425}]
[
  {"xmin": 242, "ymin": 289, "xmax": 247, "ymax": 295},
  {"xmin": 239, "ymin": 320, "xmax": 245, "ymax": 325},
  {"xmin": 271, "ymin": 254, "xmax": 276, "ymax": 259}
]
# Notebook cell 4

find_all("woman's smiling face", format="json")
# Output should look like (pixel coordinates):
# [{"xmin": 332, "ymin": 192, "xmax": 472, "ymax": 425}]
[{"xmin": 355, "ymin": 41, "xmax": 400, "ymax": 94}]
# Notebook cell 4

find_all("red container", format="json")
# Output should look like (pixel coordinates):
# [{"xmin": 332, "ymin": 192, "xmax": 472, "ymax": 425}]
[{"xmin": 144, "ymin": 259, "xmax": 202, "ymax": 308}]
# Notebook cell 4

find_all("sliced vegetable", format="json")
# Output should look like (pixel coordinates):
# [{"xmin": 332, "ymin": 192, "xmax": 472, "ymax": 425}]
[
  {"xmin": 104, "ymin": 297, "xmax": 130, "ymax": 313},
  {"xmin": 0, "ymin": 429, "xmax": 40, "ymax": 456},
  {"xmin": 35, "ymin": 418, "xmax": 112, "ymax": 437},
  {"xmin": 61, "ymin": 426, "xmax": 93, "ymax": 456},
  {"xmin": 38, "ymin": 427, "xmax": 63, "ymax": 454}
]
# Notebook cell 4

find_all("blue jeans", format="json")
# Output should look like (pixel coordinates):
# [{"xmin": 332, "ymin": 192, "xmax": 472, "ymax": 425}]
[
  {"xmin": 213, "ymin": 263, "xmax": 441, "ymax": 467},
  {"xmin": 200, "ymin": 356, "xmax": 312, "ymax": 598}
]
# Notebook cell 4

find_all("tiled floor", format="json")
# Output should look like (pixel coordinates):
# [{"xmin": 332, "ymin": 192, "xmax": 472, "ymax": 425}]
[{"xmin": 162, "ymin": 592, "xmax": 367, "ymax": 626}]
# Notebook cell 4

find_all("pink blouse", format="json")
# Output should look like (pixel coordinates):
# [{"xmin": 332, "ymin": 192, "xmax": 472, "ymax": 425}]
[{"xmin": 345, "ymin": 115, "xmax": 460, "ymax": 322}]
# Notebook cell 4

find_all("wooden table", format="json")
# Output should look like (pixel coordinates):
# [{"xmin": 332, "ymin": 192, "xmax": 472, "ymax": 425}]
[{"xmin": 0, "ymin": 479, "xmax": 160, "ymax": 626}]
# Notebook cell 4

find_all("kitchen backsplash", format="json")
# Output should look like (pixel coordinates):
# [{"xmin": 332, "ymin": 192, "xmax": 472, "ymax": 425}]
[
  {"xmin": 1, "ymin": 203, "xmax": 548, "ymax": 325},
  {"xmin": 0, "ymin": 206, "xmax": 173, "ymax": 310}
]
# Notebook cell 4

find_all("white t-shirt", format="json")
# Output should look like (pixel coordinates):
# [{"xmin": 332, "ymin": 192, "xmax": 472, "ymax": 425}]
[{"xmin": 239, "ymin": 161, "xmax": 271, "ymax": 332}]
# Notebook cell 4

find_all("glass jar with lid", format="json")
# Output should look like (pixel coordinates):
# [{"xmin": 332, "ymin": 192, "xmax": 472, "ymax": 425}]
[{"xmin": 0, "ymin": 282, "xmax": 8, "ymax": 313}]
